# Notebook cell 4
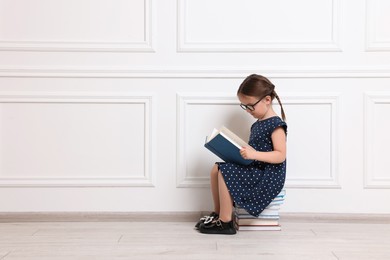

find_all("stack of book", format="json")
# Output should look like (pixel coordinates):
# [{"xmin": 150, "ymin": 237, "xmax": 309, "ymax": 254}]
[{"xmin": 234, "ymin": 190, "xmax": 286, "ymax": 231}]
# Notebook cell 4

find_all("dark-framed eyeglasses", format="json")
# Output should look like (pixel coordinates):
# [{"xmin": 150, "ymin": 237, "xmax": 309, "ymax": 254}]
[{"xmin": 240, "ymin": 98, "xmax": 263, "ymax": 111}]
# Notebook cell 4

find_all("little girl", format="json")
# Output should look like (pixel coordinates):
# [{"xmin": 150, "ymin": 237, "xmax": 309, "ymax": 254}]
[{"xmin": 196, "ymin": 74, "xmax": 287, "ymax": 235}]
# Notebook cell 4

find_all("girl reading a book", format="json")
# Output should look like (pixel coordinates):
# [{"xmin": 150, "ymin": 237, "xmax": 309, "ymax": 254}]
[{"xmin": 196, "ymin": 74, "xmax": 287, "ymax": 235}]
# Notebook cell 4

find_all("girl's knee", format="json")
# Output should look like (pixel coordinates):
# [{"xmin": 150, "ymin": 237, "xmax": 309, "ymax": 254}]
[{"xmin": 210, "ymin": 164, "xmax": 219, "ymax": 177}]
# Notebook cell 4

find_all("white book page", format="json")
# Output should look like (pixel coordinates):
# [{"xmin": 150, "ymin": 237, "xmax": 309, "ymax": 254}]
[
  {"xmin": 220, "ymin": 126, "xmax": 251, "ymax": 148},
  {"xmin": 207, "ymin": 128, "xmax": 219, "ymax": 142}
]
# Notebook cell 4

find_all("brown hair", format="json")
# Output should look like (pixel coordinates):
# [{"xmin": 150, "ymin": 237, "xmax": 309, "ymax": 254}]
[{"xmin": 237, "ymin": 74, "xmax": 286, "ymax": 121}]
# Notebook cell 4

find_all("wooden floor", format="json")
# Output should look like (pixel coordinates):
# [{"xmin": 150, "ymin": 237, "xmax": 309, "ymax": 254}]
[{"xmin": 1, "ymin": 216, "xmax": 390, "ymax": 260}]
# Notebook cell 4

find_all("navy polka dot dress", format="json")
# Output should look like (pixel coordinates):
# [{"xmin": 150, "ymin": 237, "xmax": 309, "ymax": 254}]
[{"xmin": 218, "ymin": 116, "xmax": 287, "ymax": 217}]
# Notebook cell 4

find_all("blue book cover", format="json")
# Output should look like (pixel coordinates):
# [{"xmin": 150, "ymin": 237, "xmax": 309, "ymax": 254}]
[{"xmin": 204, "ymin": 127, "xmax": 253, "ymax": 166}]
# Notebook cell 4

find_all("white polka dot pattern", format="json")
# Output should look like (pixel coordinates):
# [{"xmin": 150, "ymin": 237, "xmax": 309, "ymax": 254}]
[{"xmin": 218, "ymin": 116, "xmax": 287, "ymax": 217}]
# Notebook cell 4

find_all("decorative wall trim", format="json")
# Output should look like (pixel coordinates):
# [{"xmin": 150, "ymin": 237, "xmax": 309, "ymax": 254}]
[
  {"xmin": 365, "ymin": 0, "xmax": 390, "ymax": 51},
  {"xmin": 176, "ymin": 93, "xmax": 340, "ymax": 189},
  {"xmin": 0, "ymin": 92, "xmax": 155, "ymax": 187},
  {"xmin": 283, "ymin": 94, "xmax": 340, "ymax": 188},
  {"xmin": 176, "ymin": 94, "xmax": 238, "ymax": 187},
  {"xmin": 1, "ymin": 212, "xmax": 390, "ymax": 223},
  {"xmin": 0, "ymin": 0, "xmax": 154, "ymax": 52},
  {"xmin": 177, "ymin": 0, "xmax": 341, "ymax": 52},
  {"xmin": 364, "ymin": 92, "xmax": 390, "ymax": 188},
  {"xmin": 2, "ymin": 68, "xmax": 390, "ymax": 78},
  {"xmin": 0, "ymin": 211, "xmax": 201, "ymax": 223}
]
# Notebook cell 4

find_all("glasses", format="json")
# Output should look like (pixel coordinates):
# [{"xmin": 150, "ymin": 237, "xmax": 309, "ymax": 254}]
[{"xmin": 240, "ymin": 98, "xmax": 263, "ymax": 111}]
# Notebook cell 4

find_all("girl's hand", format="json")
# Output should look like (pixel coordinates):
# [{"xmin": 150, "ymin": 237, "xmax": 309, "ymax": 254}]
[{"xmin": 240, "ymin": 146, "xmax": 256, "ymax": 160}]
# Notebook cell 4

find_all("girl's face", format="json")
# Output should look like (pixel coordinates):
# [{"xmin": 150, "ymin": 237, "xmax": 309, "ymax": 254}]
[{"xmin": 238, "ymin": 94, "xmax": 272, "ymax": 120}]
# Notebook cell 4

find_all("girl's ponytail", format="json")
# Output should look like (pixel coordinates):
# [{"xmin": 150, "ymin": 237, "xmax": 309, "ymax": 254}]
[{"xmin": 273, "ymin": 91, "xmax": 286, "ymax": 121}]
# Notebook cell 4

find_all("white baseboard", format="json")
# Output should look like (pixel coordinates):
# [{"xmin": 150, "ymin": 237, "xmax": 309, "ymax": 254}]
[
  {"xmin": 0, "ymin": 212, "xmax": 200, "ymax": 223},
  {"xmin": 1, "ymin": 212, "xmax": 390, "ymax": 223}
]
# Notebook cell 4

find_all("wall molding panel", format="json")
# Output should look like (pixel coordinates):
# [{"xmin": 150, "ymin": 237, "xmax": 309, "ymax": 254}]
[
  {"xmin": 176, "ymin": 93, "xmax": 340, "ymax": 189},
  {"xmin": 0, "ymin": 0, "xmax": 154, "ymax": 52},
  {"xmin": 178, "ymin": 0, "xmax": 341, "ymax": 52},
  {"xmin": 0, "ymin": 92, "xmax": 155, "ymax": 187},
  {"xmin": 366, "ymin": 0, "xmax": 390, "ymax": 51},
  {"xmin": 364, "ymin": 92, "xmax": 390, "ymax": 188},
  {"xmin": 279, "ymin": 94, "xmax": 340, "ymax": 188}
]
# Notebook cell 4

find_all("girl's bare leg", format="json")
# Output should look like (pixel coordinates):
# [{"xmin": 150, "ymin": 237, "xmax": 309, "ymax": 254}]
[
  {"xmin": 210, "ymin": 164, "xmax": 220, "ymax": 214},
  {"xmin": 218, "ymin": 171, "xmax": 233, "ymax": 222}
]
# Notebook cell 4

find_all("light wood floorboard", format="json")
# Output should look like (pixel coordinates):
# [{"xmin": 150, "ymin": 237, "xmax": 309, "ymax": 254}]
[{"xmin": 0, "ymin": 218, "xmax": 390, "ymax": 259}]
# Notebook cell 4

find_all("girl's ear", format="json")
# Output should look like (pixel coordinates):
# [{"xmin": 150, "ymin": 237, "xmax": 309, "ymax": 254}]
[{"xmin": 265, "ymin": 95, "xmax": 272, "ymax": 103}]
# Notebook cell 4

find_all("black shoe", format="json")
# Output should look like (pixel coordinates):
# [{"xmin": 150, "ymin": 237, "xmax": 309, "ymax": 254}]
[
  {"xmin": 199, "ymin": 219, "xmax": 237, "ymax": 235},
  {"xmin": 194, "ymin": 212, "xmax": 219, "ymax": 229}
]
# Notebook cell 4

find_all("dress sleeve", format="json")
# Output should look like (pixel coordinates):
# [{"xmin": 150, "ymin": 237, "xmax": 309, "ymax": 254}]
[{"xmin": 272, "ymin": 118, "xmax": 287, "ymax": 136}]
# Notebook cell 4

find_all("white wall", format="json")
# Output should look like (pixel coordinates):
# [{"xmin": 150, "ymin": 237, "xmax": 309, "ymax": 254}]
[{"xmin": 0, "ymin": 0, "xmax": 390, "ymax": 214}]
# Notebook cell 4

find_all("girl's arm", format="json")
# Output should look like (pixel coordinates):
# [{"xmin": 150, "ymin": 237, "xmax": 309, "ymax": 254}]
[{"xmin": 240, "ymin": 127, "xmax": 286, "ymax": 164}]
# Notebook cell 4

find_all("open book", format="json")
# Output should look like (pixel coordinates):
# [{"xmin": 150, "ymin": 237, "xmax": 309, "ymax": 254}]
[{"xmin": 204, "ymin": 126, "xmax": 254, "ymax": 165}]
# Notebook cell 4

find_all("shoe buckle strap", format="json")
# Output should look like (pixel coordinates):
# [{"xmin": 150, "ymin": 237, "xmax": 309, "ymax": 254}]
[{"xmin": 203, "ymin": 215, "xmax": 216, "ymax": 224}]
